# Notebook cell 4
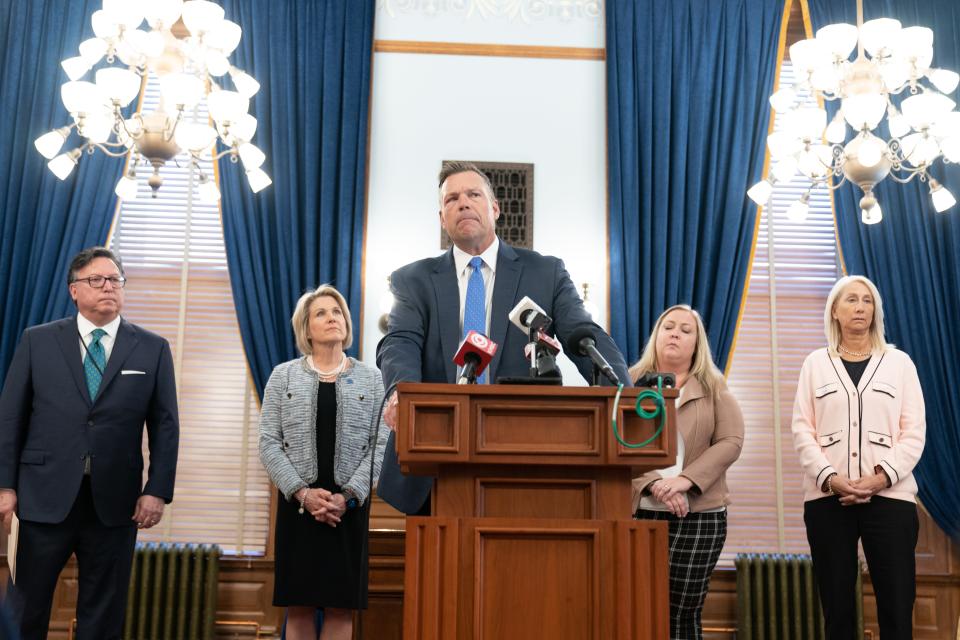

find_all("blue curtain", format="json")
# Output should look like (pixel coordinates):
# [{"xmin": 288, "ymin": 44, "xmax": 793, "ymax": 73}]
[
  {"xmin": 217, "ymin": 0, "xmax": 374, "ymax": 399},
  {"xmin": 0, "ymin": 0, "xmax": 123, "ymax": 389},
  {"xmin": 808, "ymin": 0, "xmax": 960, "ymax": 539},
  {"xmin": 607, "ymin": 0, "xmax": 785, "ymax": 368}
]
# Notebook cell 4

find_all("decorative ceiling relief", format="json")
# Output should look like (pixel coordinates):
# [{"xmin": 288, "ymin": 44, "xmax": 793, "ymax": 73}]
[{"xmin": 378, "ymin": 0, "xmax": 602, "ymax": 24}]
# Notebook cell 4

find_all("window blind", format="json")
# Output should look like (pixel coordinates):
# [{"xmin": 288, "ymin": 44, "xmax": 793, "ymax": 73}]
[
  {"xmin": 109, "ymin": 76, "xmax": 270, "ymax": 556},
  {"xmin": 722, "ymin": 60, "xmax": 842, "ymax": 564}
]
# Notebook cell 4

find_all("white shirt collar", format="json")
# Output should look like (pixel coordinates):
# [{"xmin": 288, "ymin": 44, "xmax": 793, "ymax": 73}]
[
  {"xmin": 453, "ymin": 237, "xmax": 499, "ymax": 276},
  {"xmin": 77, "ymin": 313, "xmax": 121, "ymax": 339}
]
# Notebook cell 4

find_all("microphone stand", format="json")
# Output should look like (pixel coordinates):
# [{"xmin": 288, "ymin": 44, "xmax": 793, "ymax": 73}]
[{"xmin": 527, "ymin": 326, "xmax": 539, "ymax": 378}]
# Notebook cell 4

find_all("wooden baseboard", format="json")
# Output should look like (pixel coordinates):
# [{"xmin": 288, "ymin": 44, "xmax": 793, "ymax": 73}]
[{"xmin": 4, "ymin": 524, "xmax": 957, "ymax": 640}]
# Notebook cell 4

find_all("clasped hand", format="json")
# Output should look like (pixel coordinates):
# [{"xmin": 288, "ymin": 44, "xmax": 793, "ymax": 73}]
[
  {"xmin": 650, "ymin": 476, "xmax": 694, "ymax": 517},
  {"xmin": 832, "ymin": 473, "xmax": 888, "ymax": 505},
  {"xmin": 301, "ymin": 488, "xmax": 346, "ymax": 527}
]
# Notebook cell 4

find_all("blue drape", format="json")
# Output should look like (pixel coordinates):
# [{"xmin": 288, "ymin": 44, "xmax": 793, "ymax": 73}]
[
  {"xmin": 217, "ymin": 0, "xmax": 374, "ymax": 399},
  {"xmin": 607, "ymin": 0, "xmax": 785, "ymax": 368},
  {"xmin": 0, "ymin": 0, "xmax": 123, "ymax": 388},
  {"xmin": 808, "ymin": 0, "xmax": 960, "ymax": 539}
]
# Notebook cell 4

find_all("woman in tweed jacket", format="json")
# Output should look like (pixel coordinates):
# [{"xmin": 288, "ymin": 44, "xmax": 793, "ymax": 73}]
[{"xmin": 259, "ymin": 285, "xmax": 387, "ymax": 640}]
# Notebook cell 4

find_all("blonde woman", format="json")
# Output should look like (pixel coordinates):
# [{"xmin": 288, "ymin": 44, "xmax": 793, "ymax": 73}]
[
  {"xmin": 792, "ymin": 275, "xmax": 925, "ymax": 640},
  {"xmin": 259, "ymin": 285, "xmax": 387, "ymax": 640},
  {"xmin": 631, "ymin": 305, "xmax": 744, "ymax": 640}
]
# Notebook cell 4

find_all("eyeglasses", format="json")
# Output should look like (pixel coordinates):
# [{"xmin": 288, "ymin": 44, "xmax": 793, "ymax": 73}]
[{"xmin": 72, "ymin": 275, "xmax": 127, "ymax": 289}]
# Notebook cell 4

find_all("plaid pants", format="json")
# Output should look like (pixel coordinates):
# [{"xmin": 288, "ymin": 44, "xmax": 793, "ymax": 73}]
[{"xmin": 635, "ymin": 509, "xmax": 727, "ymax": 640}]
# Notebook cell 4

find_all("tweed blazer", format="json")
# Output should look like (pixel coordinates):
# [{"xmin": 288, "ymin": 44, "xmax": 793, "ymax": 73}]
[
  {"xmin": 259, "ymin": 357, "xmax": 387, "ymax": 503},
  {"xmin": 632, "ymin": 377, "xmax": 744, "ymax": 513}
]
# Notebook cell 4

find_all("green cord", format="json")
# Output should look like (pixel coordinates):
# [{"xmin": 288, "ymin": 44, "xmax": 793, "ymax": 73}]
[{"xmin": 611, "ymin": 376, "xmax": 666, "ymax": 449}]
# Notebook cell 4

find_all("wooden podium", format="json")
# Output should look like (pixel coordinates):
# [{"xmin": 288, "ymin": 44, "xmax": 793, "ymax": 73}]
[{"xmin": 395, "ymin": 383, "xmax": 678, "ymax": 640}]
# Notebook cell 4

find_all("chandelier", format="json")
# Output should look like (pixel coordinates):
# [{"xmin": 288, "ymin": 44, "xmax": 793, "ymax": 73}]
[
  {"xmin": 748, "ymin": 0, "xmax": 959, "ymax": 224},
  {"xmin": 33, "ymin": 0, "xmax": 270, "ymax": 202}
]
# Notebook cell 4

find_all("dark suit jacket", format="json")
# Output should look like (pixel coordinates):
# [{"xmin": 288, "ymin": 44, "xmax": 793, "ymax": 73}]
[
  {"xmin": 0, "ymin": 316, "xmax": 179, "ymax": 527},
  {"xmin": 375, "ymin": 242, "xmax": 630, "ymax": 514}
]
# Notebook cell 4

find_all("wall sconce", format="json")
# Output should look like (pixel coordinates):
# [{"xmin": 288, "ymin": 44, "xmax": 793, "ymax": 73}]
[
  {"xmin": 580, "ymin": 282, "xmax": 599, "ymax": 320},
  {"xmin": 378, "ymin": 276, "xmax": 394, "ymax": 334}
]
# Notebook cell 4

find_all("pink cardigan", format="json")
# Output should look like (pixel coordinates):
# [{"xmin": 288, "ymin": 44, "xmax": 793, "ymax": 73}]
[{"xmin": 791, "ymin": 348, "xmax": 926, "ymax": 503}]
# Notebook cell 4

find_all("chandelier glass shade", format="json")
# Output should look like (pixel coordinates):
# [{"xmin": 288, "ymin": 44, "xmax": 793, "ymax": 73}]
[
  {"xmin": 33, "ymin": 0, "xmax": 270, "ymax": 202},
  {"xmin": 748, "ymin": 0, "xmax": 959, "ymax": 224}
]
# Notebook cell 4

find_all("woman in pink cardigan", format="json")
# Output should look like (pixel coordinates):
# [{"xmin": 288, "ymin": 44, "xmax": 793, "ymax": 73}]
[
  {"xmin": 792, "ymin": 275, "xmax": 926, "ymax": 640},
  {"xmin": 631, "ymin": 305, "xmax": 744, "ymax": 640}
]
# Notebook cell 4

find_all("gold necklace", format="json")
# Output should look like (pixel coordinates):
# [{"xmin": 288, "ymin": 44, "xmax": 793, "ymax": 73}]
[{"xmin": 838, "ymin": 344, "xmax": 871, "ymax": 358}]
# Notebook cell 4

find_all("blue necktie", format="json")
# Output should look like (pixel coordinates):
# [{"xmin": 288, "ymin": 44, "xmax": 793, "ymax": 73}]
[
  {"xmin": 84, "ymin": 328, "xmax": 107, "ymax": 400},
  {"xmin": 463, "ymin": 256, "xmax": 487, "ymax": 383}
]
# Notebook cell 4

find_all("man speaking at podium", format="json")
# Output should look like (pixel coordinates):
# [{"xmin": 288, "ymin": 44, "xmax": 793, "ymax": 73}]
[{"xmin": 376, "ymin": 161, "xmax": 630, "ymax": 515}]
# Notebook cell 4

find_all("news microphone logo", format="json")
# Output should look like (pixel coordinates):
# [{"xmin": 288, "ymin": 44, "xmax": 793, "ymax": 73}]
[
  {"xmin": 467, "ymin": 332, "xmax": 491, "ymax": 350},
  {"xmin": 523, "ymin": 330, "xmax": 561, "ymax": 357},
  {"xmin": 454, "ymin": 330, "xmax": 498, "ymax": 384}
]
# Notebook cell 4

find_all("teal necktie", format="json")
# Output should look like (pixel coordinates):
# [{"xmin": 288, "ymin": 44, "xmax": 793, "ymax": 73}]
[{"xmin": 84, "ymin": 328, "xmax": 107, "ymax": 400}]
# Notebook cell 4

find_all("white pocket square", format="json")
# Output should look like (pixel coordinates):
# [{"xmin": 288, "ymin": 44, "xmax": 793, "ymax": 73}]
[{"xmin": 121, "ymin": 370, "xmax": 146, "ymax": 375}]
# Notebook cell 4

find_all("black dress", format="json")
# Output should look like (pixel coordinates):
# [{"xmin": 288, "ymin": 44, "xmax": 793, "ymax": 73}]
[{"xmin": 273, "ymin": 382, "xmax": 369, "ymax": 608}]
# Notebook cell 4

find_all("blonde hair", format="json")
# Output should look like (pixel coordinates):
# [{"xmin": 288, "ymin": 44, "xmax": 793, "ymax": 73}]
[
  {"xmin": 291, "ymin": 284, "xmax": 353, "ymax": 355},
  {"xmin": 628, "ymin": 304, "xmax": 724, "ymax": 397},
  {"xmin": 823, "ymin": 275, "xmax": 892, "ymax": 356}
]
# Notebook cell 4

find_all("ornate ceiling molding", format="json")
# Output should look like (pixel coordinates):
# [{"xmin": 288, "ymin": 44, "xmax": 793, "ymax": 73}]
[{"xmin": 377, "ymin": 0, "xmax": 602, "ymax": 24}]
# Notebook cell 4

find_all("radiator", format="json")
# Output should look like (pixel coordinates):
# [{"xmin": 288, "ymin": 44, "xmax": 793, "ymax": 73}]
[
  {"xmin": 734, "ymin": 553, "xmax": 863, "ymax": 640},
  {"xmin": 123, "ymin": 542, "xmax": 220, "ymax": 640}
]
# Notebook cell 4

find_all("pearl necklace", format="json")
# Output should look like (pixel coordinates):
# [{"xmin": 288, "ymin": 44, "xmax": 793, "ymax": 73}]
[
  {"xmin": 313, "ymin": 353, "xmax": 346, "ymax": 377},
  {"xmin": 838, "ymin": 344, "xmax": 871, "ymax": 358}
]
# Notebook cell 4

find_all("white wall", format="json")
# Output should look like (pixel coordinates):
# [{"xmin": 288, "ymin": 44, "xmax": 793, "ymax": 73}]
[
  {"xmin": 375, "ymin": 0, "xmax": 604, "ymax": 48},
  {"xmin": 361, "ymin": 2, "xmax": 609, "ymax": 384}
]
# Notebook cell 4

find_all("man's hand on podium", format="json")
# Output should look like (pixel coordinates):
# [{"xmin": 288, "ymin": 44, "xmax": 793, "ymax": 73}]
[{"xmin": 383, "ymin": 391, "xmax": 399, "ymax": 432}]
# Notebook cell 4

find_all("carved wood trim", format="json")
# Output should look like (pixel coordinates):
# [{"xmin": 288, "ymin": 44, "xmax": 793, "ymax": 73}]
[{"xmin": 374, "ymin": 40, "xmax": 605, "ymax": 61}]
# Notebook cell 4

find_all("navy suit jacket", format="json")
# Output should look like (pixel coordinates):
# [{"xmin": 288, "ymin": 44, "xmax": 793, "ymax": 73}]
[
  {"xmin": 0, "ymin": 316, "xmax": 179, "ymax": 526},
  {"xmin": 376, "ymin": 242, "xmax": 630, "ymax": 514}
]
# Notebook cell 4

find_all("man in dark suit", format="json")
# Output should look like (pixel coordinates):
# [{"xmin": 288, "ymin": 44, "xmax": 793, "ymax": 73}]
[
  {"xmin": 376, "ymin": 162, "xmax": 630, "ymax": 515},
  {"xmin": 0, "ymin": 246, "xmax": 179, "ymax": 640}
]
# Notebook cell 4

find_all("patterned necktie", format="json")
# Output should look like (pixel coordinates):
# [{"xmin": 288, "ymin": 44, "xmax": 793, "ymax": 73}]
[
  {"xmin": 463, "ymin": 256, "xmax": 487, "ymax": 383},
  {"xmin": 84, "ymin": 328, "xmax": 107, "ymax": 400}
]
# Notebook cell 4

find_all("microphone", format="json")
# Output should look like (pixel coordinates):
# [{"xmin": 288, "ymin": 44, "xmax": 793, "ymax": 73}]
[
  {"xmin": 523, "ymin": 330, "xmax": 562, "ymax": 378},
  {"xmin": 635, "ymin": 372, "xmax": 677, "ymax": 388},
  {"xmin": 565, "ymin": 326, "xmax": 620, "ymax": 385},
  {"xmin": 524, "ymin": 330, "xmax": 560, "ymax": 356},
  {"xmin": 508, "ymin": 296, "xmax": 552, "ymax": 333},
  {"xmin": 510, "ymin": 298, "xmax": 558, "ymax": 377},
  {"xmin": 454, "ymin": 330, "xmax": 498, "ymax": 384}
]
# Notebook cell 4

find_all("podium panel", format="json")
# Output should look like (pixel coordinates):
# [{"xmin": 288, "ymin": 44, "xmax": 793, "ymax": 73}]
[
  {"xmin": 396, "ymin": 384, "xmax": 676, "ymax": 640},
  {"xmin": 404, "ymin": 517, "xmax": 670, "ymax": 640}
]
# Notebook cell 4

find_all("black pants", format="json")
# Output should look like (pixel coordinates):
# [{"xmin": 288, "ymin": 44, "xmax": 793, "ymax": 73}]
[
  {"xmin": 804, "ymin": 495, "xmax": 918, "ymax": 640},
  {"xmin": 10, "ymin": 478, "xmax": 137, "ymax": 640}
]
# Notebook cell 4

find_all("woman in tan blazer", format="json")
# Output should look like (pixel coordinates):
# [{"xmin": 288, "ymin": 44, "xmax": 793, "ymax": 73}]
[{"xmin": 631, "ymin": 305, "xmax": 744, "ymax": 640}]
